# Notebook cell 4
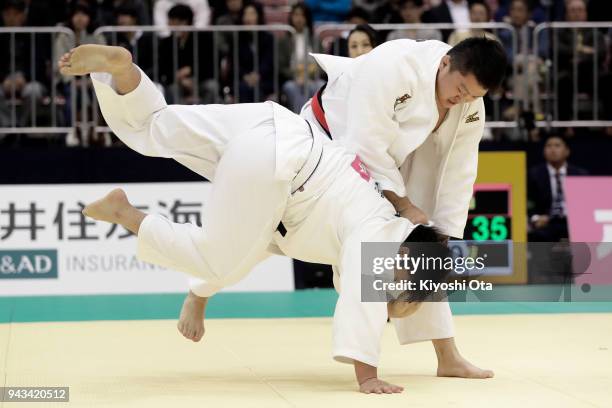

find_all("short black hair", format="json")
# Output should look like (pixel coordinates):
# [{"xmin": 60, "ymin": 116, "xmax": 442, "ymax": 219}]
[
  {"xmin": 395, "ymin": 225, "xmax": 452, "ymax": 303},
  {"xmin": 348, "ymin": 23, "xmax": 379, "ymax": 48},
  {"xmin": 447, "ymin": 36, "xmax": 508, "ymax": 91},
  {"xmin": 168, "ymin": 4, "xmax": 194, "ymax": 25},
  {"xmin": 542, "ymin": 132, "xmax": 569, "ymax": 148},
  {"xmin": 346, "ymin": 6, "xmax": 370, "ymax": 23},
  {"xmin": 115, "ymin": 5, "xmax": 140, "ymax": 22}
]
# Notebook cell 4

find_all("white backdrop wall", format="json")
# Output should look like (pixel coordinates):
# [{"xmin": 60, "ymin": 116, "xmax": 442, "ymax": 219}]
[{"xmin": 0, "ymin": 182, "xmax": 294, "ymax": 295}]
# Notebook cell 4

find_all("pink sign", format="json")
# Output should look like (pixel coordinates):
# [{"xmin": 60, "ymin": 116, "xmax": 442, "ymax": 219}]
[{"xmin": 565, "ymin": 177, "xmax": 612, "ymax": 285}]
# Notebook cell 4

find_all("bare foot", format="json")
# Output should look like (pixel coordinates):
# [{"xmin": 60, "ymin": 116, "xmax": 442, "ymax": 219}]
[
  {"xmin": 437, "ymin": 354, "xmax": 494, "ymax": 379},
  {"xmin": 177, "ymin": 291, "xmax": 207, "ymax": 342},
  {"xmin": 58, "ymin": 44, "xmax": 132, "ymax": 76},
  {"xmin": 359, "ymin": 378, "xmax": 404, "ymax": 394},
  {"xmin": 82, "ymin": 188, "xmax": 131, "ymax": 224}
]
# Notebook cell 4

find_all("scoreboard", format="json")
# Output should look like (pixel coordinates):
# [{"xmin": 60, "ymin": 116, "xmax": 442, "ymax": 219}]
[{"xmin": 452, "ymin": 152, "xmax": 528, "ymax": 284}]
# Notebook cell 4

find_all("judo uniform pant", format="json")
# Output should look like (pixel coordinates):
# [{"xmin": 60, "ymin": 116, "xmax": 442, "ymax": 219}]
[{"xmin": 91, "ymin": 68, "xmax": 296, "ymax": 295}]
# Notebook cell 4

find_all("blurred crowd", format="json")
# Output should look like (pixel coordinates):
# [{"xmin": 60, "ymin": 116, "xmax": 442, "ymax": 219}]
[{"xmin": 1, "ymin": 0, "xmax": 612, "ymax": 146}]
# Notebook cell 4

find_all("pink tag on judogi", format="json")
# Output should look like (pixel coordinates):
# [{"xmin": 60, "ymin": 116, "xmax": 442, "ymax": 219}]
[{"xmin": 351, "ymin": 156, "xmax": 371, "ymax": 182}]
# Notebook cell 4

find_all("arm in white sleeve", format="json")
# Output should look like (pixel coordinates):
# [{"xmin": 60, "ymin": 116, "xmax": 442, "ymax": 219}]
[
  {"xmin": 332, "ymin": 232, "xmax": 388, "ymax": 367},
  {"xmin": 344, "ymin": 45, "xmax": 418, "ymax": 197},
  {"xmin": 432, "ymin": 99, "xmax": 485, "ymax": 238}
]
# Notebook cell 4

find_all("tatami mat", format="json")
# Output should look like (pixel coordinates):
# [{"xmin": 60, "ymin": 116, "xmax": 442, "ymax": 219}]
[{"xmin": 1, "ymin": 313, "xmax": 610, "ymax": 407}]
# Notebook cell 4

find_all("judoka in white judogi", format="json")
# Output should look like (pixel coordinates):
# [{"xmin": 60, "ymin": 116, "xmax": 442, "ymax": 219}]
[
  {"xmin": 301, "ymin": 39, "xmax": 487, "ymax": 344},
  {"xmin": 91, "ymin": 66, "xmax": 431, "ymax": 369}
]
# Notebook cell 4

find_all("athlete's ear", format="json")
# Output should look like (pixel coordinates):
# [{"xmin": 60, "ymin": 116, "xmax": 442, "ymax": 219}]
[{"xmin": 440, "ymin": 55, "xmax": 451, "ymax": 70}]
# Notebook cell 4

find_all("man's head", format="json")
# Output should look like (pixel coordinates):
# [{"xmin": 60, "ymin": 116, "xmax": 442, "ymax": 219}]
[
  {"xmin": 345, "ymin": 7, "xmax": 370, "ymax": 25},
  {"xmin": 2, "ymin": 0, "xmax": 26, "ymax": 27},
  {"xmin": 469, "ymin": 1, "xmax": 490, "ymax": 23},
  {"xmin": 399, "ymin": 0, "xmax": 424, "ymax": 24},
  {"xmin": 543, "ymin": 134, "xmax": 570, "ymax": 167},
  {"xmin": 168, "ymin": 4, "xmax": 194, "ymax": 26},
  {"xmin": 387, "ymin": 225, "xmax": 452, "ymax": 318},
  {"xmin": 566, "ymin": 0, "xmax": 587, "ymax": 23},
  {"xmin": 116, "ymin": 5, "xmax": 139, "ymax": 26},
  {"xmin": 436, "ymin": 37, "xmax": 507, "ymax": 109},
  {"xmin": 509, "ymin": 0, "xmax": 530, "ymax": 27}
]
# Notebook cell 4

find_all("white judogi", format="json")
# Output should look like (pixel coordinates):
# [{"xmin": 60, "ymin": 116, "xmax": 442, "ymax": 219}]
[
  {"xmin": 91, "ymin": 67, "xmax": 419, "ymax": 367},
  {"xmin": 302, "ymin": 39, "xmax": 486, "ymax": 344}
]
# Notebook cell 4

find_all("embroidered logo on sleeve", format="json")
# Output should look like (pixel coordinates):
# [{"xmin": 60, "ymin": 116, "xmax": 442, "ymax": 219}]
[
  {"xmin": 394, "ymin": 93, "xmax": 411, "ymax": 111},
  {"xmin": 465, "ymin": 112, "xmax": 480, "ymax": 123}
]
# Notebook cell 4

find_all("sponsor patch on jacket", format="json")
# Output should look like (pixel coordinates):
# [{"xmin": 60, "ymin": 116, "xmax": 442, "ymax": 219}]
[
  {"xmin": 465, "ymin": 112, "xmax": 480, "ymax": 123},
  {"xmin": 394, "ymin": 93, "xmax": 411, "ymax": 111}
]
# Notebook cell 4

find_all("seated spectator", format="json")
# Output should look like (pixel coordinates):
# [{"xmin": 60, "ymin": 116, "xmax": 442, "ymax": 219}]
[
  {"xmin": 493, "ymin": 0, "xmax": 547, "ymax": 24},
  {"xmin": 372, "ymin": 0, "xmax": 402, "ymax": 23},
  {"xmin": 55, "ymin": 1, "xmax": 107, "ymax": 145},
  {"xmin": 387, "ymin": 0, "xmax": 442, "ymax": 42},
  {"xmin": 305, "ymin": 0, "xmax": 352, "ymax": 23},
  {"xmin": 158, "ymin": 4, "xmax": 217, "ymax": 104},
  {"xmin": 528, "ymin": 134, "xmax": 587, "ymax": 243},
  {"xmin": 99, "ymin": 0, "xmax": 150, "ymax": 26},
  {"xmin": 556, "ymin": 0, "xmax": 607, "ymax": 121},
  {"xmin": 0, "ymin": 0, "xmax": 48, "ymax": 128},
  {"xmin": 497, "ymin": 0, "xmax": 546, "ymax": 121},
  {"xmin": 154, "ymin": 0, "xmax": 211, "ymax": 38},
  {"xmin": 448, "ymin": 1, "xmax": 499, "ymax": 46},
  {"xmin": 226, "ymin": 2, "xmax": 274, "ymax": 102},
  {"xmin": 347, "ymin": 23, "xmax": 378, "ymax": 58},
  {"xmin": 113, "ymin": 5, "xmax": 156, "ymax": 76},
  {"xmin": 213, "ymin": 0, "xmax": 244, "ymax": 56},
  {"xmin": 280, "ymin": 3, "xmax": 325, "ymax": 113},
  {"xmin": 422, "ymin": 0, "xmax": 471, "ymax": 42},
  {"xmin": 326, "ymin": 7, "xmax": 371, "ymax": 56}
]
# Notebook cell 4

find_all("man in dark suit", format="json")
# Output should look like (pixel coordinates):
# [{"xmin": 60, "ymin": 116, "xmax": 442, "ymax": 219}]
[
  {"xmin": 528, "ymin": 134, "xmax": 588, "ymax": 242},
  {"xmin": 422, "ymin": 0, "xmax": 471, "ymax": 41}
]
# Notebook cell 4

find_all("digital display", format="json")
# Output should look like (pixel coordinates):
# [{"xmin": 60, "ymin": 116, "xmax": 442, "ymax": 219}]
[{"xmin": 464, "ymin": 185, "xmax": 512, "ymax": 241}]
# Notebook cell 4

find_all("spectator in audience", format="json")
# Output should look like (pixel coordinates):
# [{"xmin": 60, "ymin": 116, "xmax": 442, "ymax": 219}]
[
  {"xmin": 214, "ymin": 0, "xmax": 242, "ymax": 24},
  {"xmin": 113, "ymin": 5, "xmax": 155, "ymax": 76},
  {"xmin": 497, "ymin": 0, "xmax": 546, "ymax": 122},
  {"xmin": 387, "ymin": 0, "xmax": 442, "ymax": 42},
  {"xmin": 213, "ymin": 0, "xmax": 243, "ymax": 56},
  {"xmin": 448, "ymin": 1, "xmax": 499, "ymax": 46},
  {"xmin": 154, "ymin": 0, "xmax": 211, "ymax": 37},
  {"xmin": 347, "ymin": 23, "xmax": 378, "ymax": 58},
  {"xmin": 327, "ymin": 7, "xmax": 371, "ymax": 56},
  {"xmin": 24, "ymin": 0, "xmax": 68, "ymax": 26},
  {"xmin": 556, "ymin": 0, "xmax": 607, "ymax": 121},
  {"xmin": 493, "ymin": 0, "xmax": 547, "ymax": 24},
  {"xmin": 280, "ymin": 3, "xmax": 324, "ymax": 113},
  {"xmin": 158, "ymin": 4, "xmax": 217, "ymax": 104},
  {"xmin": 227, "ymin": 1, "xmax": 274, "ymax": 102},
  {"xmin": 422, "ymin": 0, "xmax": 471, "ymax": 41},
  {"xmin": 0, "ymin": 0, "xmax": 48, "ymax": 128},
  {"xmin": 305, "ymin": 0, "xmax": 352, "ymax": 23},
  {"xmin": 55, "ymin": 1, "xmax": 107, "ymax": 145},
  {"xmin": 372, "ymin": 0, "xmax": 403, "ymax": 23},
  {"xmin": 353, "ymin": 0, "xmax": 387, "ymax": 19},
  {"xmin": 100, "ymin": 0, "xmax": 150, "ymax": 26},
  {"xmin": 528, "ymin": 133, "xmax": 587, "ymax": 242}
]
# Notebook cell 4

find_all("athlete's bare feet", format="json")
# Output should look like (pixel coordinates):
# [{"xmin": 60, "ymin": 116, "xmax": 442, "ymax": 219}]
[
  {"xmin": 437, "ymin": 354, "xmax": 494, "ymax": 379},
  {"xmin": 82, "ymin": 188, "xmax": 131, "ymax": 225},
  {"xmin": 58, "ymin": 44, "xmax": 132, "ymax": 76},
  {"xmin": 177, "ymin": 291, "xmax": 207, "ymax": 342}
]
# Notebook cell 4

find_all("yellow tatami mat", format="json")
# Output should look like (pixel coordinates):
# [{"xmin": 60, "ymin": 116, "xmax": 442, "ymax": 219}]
[{"xmin": 1, "ymin": 314, "xmax": 611, "ymax": 407}]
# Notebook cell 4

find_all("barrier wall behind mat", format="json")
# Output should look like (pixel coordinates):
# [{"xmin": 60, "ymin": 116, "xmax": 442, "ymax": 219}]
[{"xmin": 0, "ymin": 182, "xmax": 294, "ymax": 295}]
